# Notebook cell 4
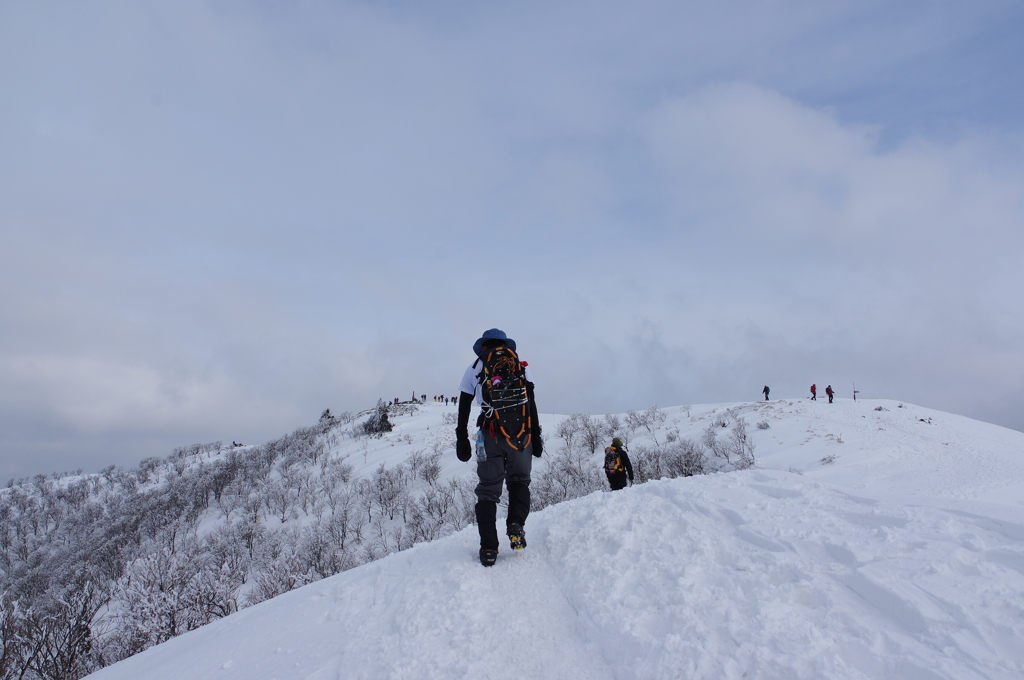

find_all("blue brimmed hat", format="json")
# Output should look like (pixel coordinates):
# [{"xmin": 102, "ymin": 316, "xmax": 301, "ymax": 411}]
[{"xmin": 473, "ymin": 328, "xmax": 516, "ymax": 357}]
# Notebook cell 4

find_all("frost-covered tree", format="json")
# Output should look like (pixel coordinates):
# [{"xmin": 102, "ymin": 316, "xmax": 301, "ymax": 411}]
[
  {"xmin": 532, "ymin": 446, "xmax": 604, "ymax": 510},
  {"xmin": 247, "ymin": 547, "xmax": 317, "ymax": 607},
  {"xmin": 361, "ymin": 400, "xmax": 393, "ymax": 436}
]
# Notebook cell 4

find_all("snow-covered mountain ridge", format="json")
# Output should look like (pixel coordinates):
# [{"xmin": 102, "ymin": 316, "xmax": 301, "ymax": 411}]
[{"xmin": 83, "ymin": 397, "xmax": 1024, "ymax": 680}]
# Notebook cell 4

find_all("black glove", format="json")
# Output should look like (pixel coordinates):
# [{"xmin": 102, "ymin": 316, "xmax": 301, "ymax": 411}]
[
  {"xmin": 456, "ymin": 428, "xmax": 471, "ymax": 462},
  {"xmin": 532, "ymin": 428, "xmax": 543, "ymax": 458}
]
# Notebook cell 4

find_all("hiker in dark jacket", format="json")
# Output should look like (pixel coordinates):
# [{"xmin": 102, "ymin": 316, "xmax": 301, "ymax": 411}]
[
  {"xmin": 455, "ymin": 329, "xmax": 542, "ymax": 567},
  {"xmin": 762, "ymin": 385, "xmax": 770, "ymax": 401},
  {"xmin": 604, "ymin": 438, "xmax": 634, "ymax": 491}
]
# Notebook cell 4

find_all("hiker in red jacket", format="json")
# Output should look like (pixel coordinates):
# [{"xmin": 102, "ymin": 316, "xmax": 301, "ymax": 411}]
[
  {"xmin": 810, "ymin": 384, "xmax": 817, "ymax": 400},
  {"xmin": 825, "ymin": 385, "xmax": 834, "ymax": 403}
]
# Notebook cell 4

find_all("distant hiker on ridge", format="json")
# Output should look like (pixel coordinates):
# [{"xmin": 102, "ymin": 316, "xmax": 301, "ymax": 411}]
[
  {"xmin": 810, "ymin": 384, "xmax": 817, "ymax": 401},
  {"xmin": 826, "ymin": 385, "xmax": 834, "ymax": 403},
  {"xmin": 762, "ymin": 385, "xmax": 770, "ymax": 401},
  {"xmin": 604, "ymin": 438, "xmax": 634, "ymax": 491},
  {"xmin": 455, "ymin": 329, "xmax": 542, "ymax": 567}
]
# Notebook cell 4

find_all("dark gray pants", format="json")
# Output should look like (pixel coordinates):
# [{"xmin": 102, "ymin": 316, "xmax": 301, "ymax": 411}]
[{"xmin": 475, "ymin": 431, "xmax": 533, "ymax": 550}]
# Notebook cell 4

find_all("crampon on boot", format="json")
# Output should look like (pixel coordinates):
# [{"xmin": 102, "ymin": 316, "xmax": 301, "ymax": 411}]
[
  {"xmin": 479, "ymin": 548, "xmax": 498, "ymax": 567},
  {"xmin": 507, "ymin": 523, "xmax": 526, "ymax": 550}
]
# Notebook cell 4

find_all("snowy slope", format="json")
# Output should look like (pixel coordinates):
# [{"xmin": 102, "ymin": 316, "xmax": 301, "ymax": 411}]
[
  {"xmin": 685, "ymin": 398, "xmax": 1024, "ymax": 507},
  {"xmin": 85, "ymin": 398, "xmax": 1024, "ymax": 680}
]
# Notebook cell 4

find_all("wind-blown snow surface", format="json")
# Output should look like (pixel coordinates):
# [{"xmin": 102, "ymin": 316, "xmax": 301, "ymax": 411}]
[{"xmin": 87, "ymin": 399, "xmax": 1024, "ymax": 679}]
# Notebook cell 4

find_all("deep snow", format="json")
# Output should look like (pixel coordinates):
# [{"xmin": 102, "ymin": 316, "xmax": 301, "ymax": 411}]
[{"xmin": 85, "ymin": 398, "xmax": 1024, "ymax": 679}]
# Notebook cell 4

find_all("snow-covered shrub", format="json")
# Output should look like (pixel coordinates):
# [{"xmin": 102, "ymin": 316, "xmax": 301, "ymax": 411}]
[
  {"xmin": 264, "ymin": 477, "xmax": 298, "ymax": 523},
  {"xmin": 630, "ymin": 444, "xmax": 662, "ymax": 483},
  {"xmin": 666, "ymin": 438, "xmax": 708, "ymax": 477},
  {"xmin": 603, "ymin": 413, "xmax": 622, "ymax": 438},
  {"xmin": 138, "ymin": 456, "xmax": 162, "ymax": 482},
  {"xmin": 702, "ymin": 420, "xmax": 754, "ymax": 470},
  {"xmin": 388, "ymin": 401, "xmax": 420, "ymax": 418},
  {"xmin": 247, "ymin": 547, "xmax": 318, "ymax": 606},
  {"xmin": 405, "ymin": 478, "xmax": 475, "ymax": 545},
  {"xmin": 625, "ymin": 405, "xmax": 667, "ymax": 433},
  {"xmin": 554, "ymin": 413, "xmax": 605, "ymax": 454},
  {"xmin": 727, "ymin": 420, "xmax": 756, "ymax": 470},
  {"xmin": 580, "ymin": 415, "xmax": 604, "ymax": 453},
  {"xmin": 110, "ymin": 545, "xmax": 241, "ymax": 656},
  {"xmin": 757, "ymin": 420, "xmax": 770, "ymax": 430},
  {"xmin": 369, "ymin": 462, "xmax": 410, "ymax": 521},
  {"xmin": 531, "ymin": 446, "xmax": 604, "ymax": 511},
  {"xmin": 12, "ymin": 581, "xmax": 106, "ymax": 679},
  {"xmin": 419, "ymin": 454, "xmax": 442, "ymax": 486},
  {"xmin": 702, "ymin": 423, "xmax": 723, "ymax": 458},
  {"xmin": 631, "ymin": 439, "xmax": 707, "ymax": 483},
  {"xmin": 299, "ymin": 519, "xmax": 361, "ymax": 579},
  {"xmin": 360, "ymin": 399, "xmax": 393, "ymax": 436}
]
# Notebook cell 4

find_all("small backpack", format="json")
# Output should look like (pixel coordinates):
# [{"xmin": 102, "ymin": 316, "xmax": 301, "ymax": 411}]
[
  {"xmin": 604, "ymin": 447, "xmax": 624, "ymax": 475},
  {"xmin": 476, "ymin": 346, "xmax": 532, "ymax": 451}
]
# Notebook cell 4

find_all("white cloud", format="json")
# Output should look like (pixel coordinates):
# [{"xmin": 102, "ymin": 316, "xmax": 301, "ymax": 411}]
[
  {"xmin": 2, "ymin": 1, "xmax": 1023, "ymax": 477},
  {"xmin": 644, "ymin": 83, "xmax": 1024, "ymax": 265}
]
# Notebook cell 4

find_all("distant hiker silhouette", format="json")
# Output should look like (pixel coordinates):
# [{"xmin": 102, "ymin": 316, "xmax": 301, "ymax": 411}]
[
  {"xmin": 810, "ymin": 384, "xmax": 817, "ymax": 400},
  {"xmin": 826, "ymin": 385, "xmax": 834, "ymax": 403},
  {"xmin": 762, "ymin": 385, "xmax": 770, "ymax": 401}
]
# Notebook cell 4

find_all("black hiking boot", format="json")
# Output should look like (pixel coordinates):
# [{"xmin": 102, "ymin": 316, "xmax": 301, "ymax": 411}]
[
  {"xmin": 479, "ymin": 548, "xmax": 498, "ymax": 567},
  {"xmin": 507, "ymin": 523, "xmax": 526, "ymax": 550}
]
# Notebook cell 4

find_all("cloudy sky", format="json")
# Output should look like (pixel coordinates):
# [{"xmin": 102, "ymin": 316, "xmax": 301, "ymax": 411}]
[{"xmin": 2, "ymin": 0, "xmax": 1023, "ymax": 480}]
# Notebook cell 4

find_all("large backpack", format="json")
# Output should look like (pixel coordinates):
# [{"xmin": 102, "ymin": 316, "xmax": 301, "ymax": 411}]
[
  {"xmin": 476, "ymin": 345, "xmax": 532, "ymax": 451},
  {"xmin": 604, "ymin": 447, "xmax": 625, "ymax": 476}
]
